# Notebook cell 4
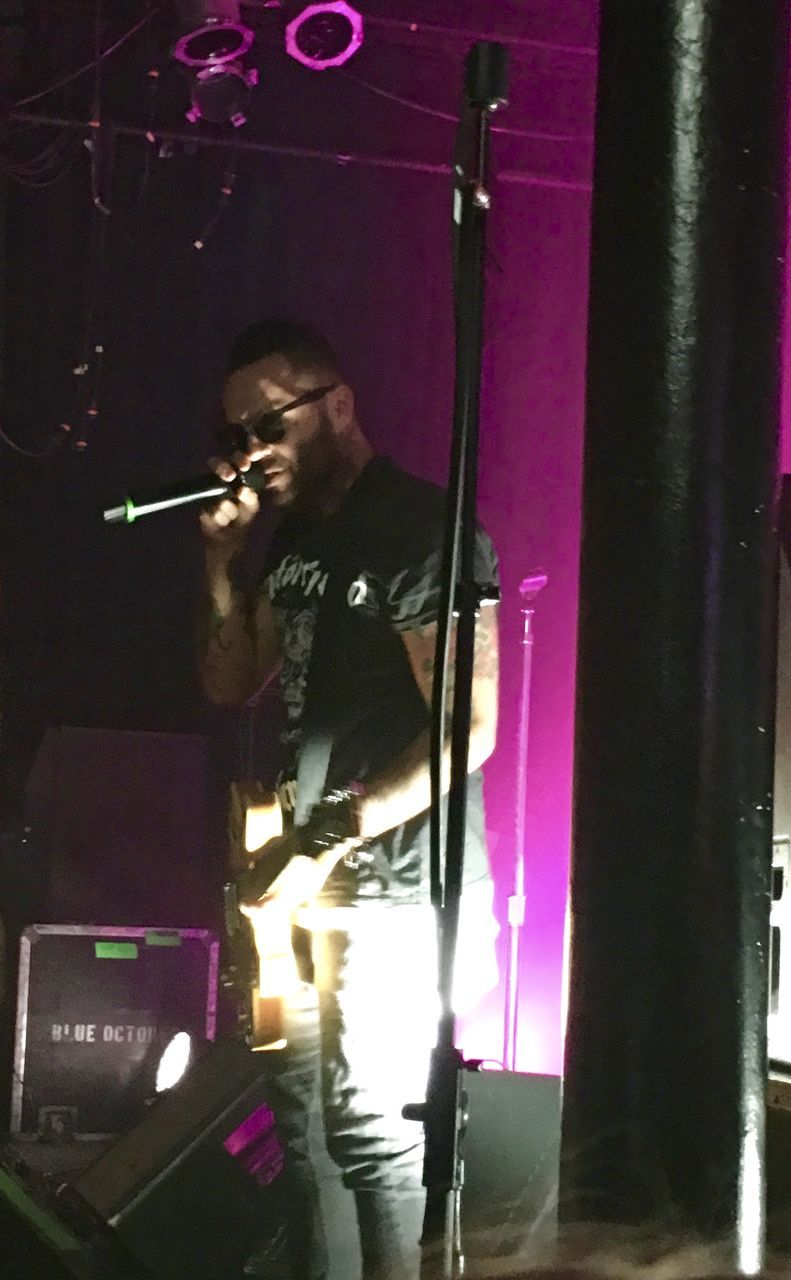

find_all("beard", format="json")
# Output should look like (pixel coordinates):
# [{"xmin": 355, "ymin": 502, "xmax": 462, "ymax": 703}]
[{"xmin": 285, "ymin": 408, "xmax": 348, "ymax": 514}]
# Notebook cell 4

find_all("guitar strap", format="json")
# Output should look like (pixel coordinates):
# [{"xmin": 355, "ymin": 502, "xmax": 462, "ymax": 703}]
[
  {"xmin": 291, "ymin": 469, "xmax": 397, "ymax": 889},
  {"xmin": 292, "ymin": 510, "xmax": 354, "ymax": 828},
  {"xmin": 293, "ymin": 733, "xmax": 332, "ymax": 828}
]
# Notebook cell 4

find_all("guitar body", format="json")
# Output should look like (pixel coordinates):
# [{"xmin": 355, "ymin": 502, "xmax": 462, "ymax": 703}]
[
  {"xmin": 223, "ymin": 874, "xmax": 302, "ymax": 1051},
  {"xmin": 223, "ymin": 788, "xmax": 358, "ymax": 1051}
]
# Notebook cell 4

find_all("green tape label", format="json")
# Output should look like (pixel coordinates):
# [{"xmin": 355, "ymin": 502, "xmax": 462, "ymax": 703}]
[
  {"xmin": 145, "ymin": 931, "xmax": 182, "ymax": 948},
  {"xmin": 0, "ymin": 1169, "xmax": 79, "ymax": 1253},
  {"xmin": 95, "ymin": 941, "xmax": 138, "ymax": 960}
]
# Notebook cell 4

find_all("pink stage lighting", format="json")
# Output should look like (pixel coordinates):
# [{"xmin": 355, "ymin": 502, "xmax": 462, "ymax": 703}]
[
  {"xmin": 285, "ymin": 1, "xmax": 364, "ymax": 71},
  {"xmin": 184, "ymin": 63, "xmax": 259, "ymax": 127},
  {"xmin": 173, "ymin": 3, "xmax": 257, "ymax": 126},
  {"xmin": 173, "ymin": 2, "xmax": 254, "ymax": 69}
]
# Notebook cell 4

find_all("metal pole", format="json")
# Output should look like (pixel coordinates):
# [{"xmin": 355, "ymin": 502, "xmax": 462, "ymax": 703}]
[
  {"xmin": 408, "ymin": 41, "xmax": 508, "ymax": 1280},
  {"xmin": 7, "ymin": 109, "xmax": 572, "ymax": 190},
  {"xmin": 503, "ymin": 570, "xmax": 547, "ymax": 1071}
]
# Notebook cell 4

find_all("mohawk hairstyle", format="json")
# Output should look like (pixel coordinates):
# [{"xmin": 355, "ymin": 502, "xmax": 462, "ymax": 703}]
[{"xmin": 226, "ymin": 319, "xmax": 344, "ymax": 382}]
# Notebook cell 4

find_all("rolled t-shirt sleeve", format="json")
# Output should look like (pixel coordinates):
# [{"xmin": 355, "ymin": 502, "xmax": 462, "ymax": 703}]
[{"xmin": 386, "ymin": 526, "xmax": 500, "ymax": 633}]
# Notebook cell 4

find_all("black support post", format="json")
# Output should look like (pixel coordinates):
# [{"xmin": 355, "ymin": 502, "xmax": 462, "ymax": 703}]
[{"xmin": 560, "ymin": 1, "xmax": 791, "ymax": 1268}]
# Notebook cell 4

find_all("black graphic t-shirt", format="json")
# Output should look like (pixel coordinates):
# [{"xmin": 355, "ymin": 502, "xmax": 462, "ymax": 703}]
[{"xmin": 259, "ymin": 456, "xmax": 499, "ymax": 906}]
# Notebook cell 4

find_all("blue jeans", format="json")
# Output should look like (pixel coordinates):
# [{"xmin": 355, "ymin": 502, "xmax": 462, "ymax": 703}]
[
  {"xmin": 257, "ymin": 889, "xmax": 497, "ymax": 1279},
  {"xmin": 310, "ymin": 909, "xmax": 437, "ymax": 1278}
]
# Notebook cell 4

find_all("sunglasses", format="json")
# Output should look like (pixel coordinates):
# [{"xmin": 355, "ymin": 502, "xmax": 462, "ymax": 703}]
[{"xmin": 227, "ymin": 383, "xmax": 339, "ymax": 450}]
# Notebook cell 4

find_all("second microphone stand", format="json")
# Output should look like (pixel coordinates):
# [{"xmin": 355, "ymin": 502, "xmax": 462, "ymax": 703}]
[{"xmin": 503, "ymin": 571, "xmax": 547, "ymax": 1073}]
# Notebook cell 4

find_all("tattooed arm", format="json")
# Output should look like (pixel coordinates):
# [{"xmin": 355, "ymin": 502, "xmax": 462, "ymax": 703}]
[
  {"xmin": 358, "ymin": 605, "xmax": 499, "ymax": 840},
  {"xmin": 198, "ymin": 551, "xmax": 282, "ymax": 707},
  {"xmin": 197, "ymin": 460, "xmax": 281, "ymax": 706}
]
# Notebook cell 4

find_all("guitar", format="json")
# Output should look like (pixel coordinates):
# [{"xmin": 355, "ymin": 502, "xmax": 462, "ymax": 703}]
[{"xmin": 222, "ymin": 787, "xmax": 365, "ymax": 1051}]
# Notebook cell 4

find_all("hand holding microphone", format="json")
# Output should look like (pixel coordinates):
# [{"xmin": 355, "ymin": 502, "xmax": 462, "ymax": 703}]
[
  {"xmin": 102, "ymin": 425, "xmax": 272, "ymax": 537},
  {"xmin": 104, "ymin": 382, "xmax": 334, "ymax": 527},
  {"xmin": 199, "ymin": 433, "xmax": 269, "ymax": 559}
]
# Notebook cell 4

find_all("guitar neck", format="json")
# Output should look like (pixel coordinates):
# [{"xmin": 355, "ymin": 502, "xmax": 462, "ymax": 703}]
[{"xmin": 240, "ymin": 832, "xmax": 299, "ymax": 901}]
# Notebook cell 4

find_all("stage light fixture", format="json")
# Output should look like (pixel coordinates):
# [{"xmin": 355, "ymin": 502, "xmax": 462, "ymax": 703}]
[
  {"xmin": 285, "ymin": 1, "xmax": 364, "ymax": 71},
  {"xmin": 173, "ymin": 2, "xmax": 258, "ymax": 126},
  {"xmin": 174, "ymin": 1, "xmax": 254, "ymax": 68},
  {"xmin": 185, "ymin": 61, "xmax": 259, "ymax": 126}
]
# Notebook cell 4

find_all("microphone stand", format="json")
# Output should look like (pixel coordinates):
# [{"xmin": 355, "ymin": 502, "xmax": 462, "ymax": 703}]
[
  {"xmin": 503, "ymin": 571, "xmax": 547, "ymax": 1072},
  {"xmin": 402, "ymin": 42, "xmax": 508, "ymax": 1280}
]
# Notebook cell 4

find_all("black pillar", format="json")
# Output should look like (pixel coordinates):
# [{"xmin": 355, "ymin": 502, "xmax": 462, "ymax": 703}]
[{"xmin": 560, "ymin": 0, "xmax": 790, "ymax": 1267}]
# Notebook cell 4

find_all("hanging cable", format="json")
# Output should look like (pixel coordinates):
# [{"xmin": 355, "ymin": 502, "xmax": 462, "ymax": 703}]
[
  {"xmin": 0, "ymin": 122, "xmax": 82, "ymax": 187},
  {"xmin": 0, "ymin": 421, "xmax": 68, "ymax": 458},
  {"xmin": 191, "ymin": 149, "xmax": 239, "ymax": 250},
  {"xmin": 14, "ymin": 6, "xmax": 161, "ymax": 109},
  {"xmin": 339, "ymin": 68, "xmax": 593, "ymax": 144}
]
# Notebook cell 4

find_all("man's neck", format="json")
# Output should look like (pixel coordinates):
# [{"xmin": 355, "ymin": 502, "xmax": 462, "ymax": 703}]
[{"xmin": 311, "ymin": 437, "xmax": 374, "ymax": 518}]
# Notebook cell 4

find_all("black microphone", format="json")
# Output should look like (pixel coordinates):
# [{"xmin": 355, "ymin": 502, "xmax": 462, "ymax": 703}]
[{"xmin": 103, "ymin": 465, "xmax": 267, "ymax": 525}]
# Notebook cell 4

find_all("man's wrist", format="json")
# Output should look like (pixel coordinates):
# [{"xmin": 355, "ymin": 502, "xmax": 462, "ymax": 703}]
[
  {"xmin": 204, "ymin": 553, "xmax": 239, "ymax": 612},
  {"xmin": 204, "ymin": 544, "xmax": 237, "ymax": 576},
  {"xmin": 299, "ymin": 784, "xmax": 368, "ymax": 855}
]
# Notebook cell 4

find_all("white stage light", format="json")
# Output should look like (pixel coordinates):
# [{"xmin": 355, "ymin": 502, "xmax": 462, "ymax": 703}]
[{"xmin": 155, "ymin": 1031, "xmax": 193, "ymax": 1093}]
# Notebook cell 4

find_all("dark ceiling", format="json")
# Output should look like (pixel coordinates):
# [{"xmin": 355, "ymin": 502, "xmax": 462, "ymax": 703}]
[{"xmin": 0, "ymin": 1, "xmax": 598, "ymax": 190}]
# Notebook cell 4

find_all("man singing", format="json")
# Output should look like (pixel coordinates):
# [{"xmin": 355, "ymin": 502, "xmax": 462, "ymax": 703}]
[{"xmin": 199, "ymin": 320, "xmax": 499, "ymax": 1279}]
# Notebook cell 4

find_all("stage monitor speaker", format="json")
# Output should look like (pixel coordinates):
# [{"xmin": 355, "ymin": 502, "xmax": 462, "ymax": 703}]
[
  {"xmin": 460, "ymin": 1069, "xmax": 561, "ymax": 1264},
  {"xmin": 70, "ymin": 1037, "xmax": 289, "ymax": 1280},
  {"xmin": 767, "ymin": 1073, "xmax": 791, "ymax": 1252}
]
